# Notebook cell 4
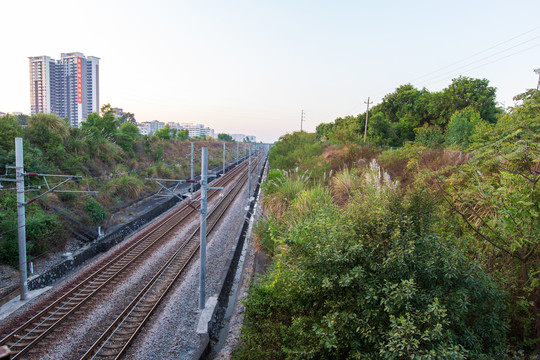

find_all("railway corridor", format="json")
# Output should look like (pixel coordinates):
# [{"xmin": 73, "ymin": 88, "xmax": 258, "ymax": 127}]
[{"xmin": 0, "ymin": 152, "xmax": 267, "ymax": 360}]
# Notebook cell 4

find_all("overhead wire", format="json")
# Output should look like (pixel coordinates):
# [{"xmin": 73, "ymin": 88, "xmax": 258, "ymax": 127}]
[
  {"xmin": 348, "ymin": 26, "xmax": 540, "ymax": 115},
  {"xmin": 417, "ymin": 36, "xmax": 540, "ymax": 88},
  {"xmin": 410, "ymin": 26, "xmax": 540, "ymax": 83}
]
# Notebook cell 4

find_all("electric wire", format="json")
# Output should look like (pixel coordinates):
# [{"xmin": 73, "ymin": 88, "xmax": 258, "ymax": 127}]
[
  {"xmin": 348, "ymin": 26, "xmax": 540, "ymax": 115},
  {"xmin": 410, "ymin": 26, "xmax": 540, "ymax": 83},
  {"xmin": 417, "ymin": 36, "xmax": 540, "ymax": 88}
]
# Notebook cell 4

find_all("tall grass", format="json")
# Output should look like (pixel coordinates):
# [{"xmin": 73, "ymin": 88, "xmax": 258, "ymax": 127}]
[{"xmin": 330, "ymin": 167, "xmax": 362, "ymax": 204}]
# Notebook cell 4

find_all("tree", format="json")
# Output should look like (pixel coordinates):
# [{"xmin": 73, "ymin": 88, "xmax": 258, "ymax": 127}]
[
  {"xmin": 176, "ymin": 129, "xmax": 189, "ymax": 140},
  {"xmin": 116, "ymin": 122, "xmax": 139, "ymax": 153},
  {"xmin": 15, "ymin": 114, "xmax": 30, "ymax": 126},
  {"xmin": 119, "ymin": 112, "xmax": 136, "ymax": 124},
  {"xmin": 439, "ymin": 76, "xmax": 500, "ymax": 124},
  {"xmin": 26, "ymin": 113, "xmax": 70, "ymax": 162},
  {"xmin": 154, "ymin": 125, "xmax": 171, "ymax": 140},
  {"xmin": 217, "ymin": 133, "xmax": 233, "ymax": 142},
  {"xmin": 100, "ymin": 103, "xmax": 113, "ymax": 117},
  {"xmin": 444, "ymin": 107, "xmax": 483, "ymax": 148},
  {"xmin": 436, "ymin": 89, "xmax": 540, "ymax": 351},
  {"xmin": 0, "ymin": 115, "xmax": 22, "ymax": 152},
  {"xmin": 82, "ymin": 112, "xmax": 119, "ymax": 139}
]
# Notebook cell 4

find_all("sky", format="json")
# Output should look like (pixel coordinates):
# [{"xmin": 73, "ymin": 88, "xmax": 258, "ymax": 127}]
[{"xmin": 1, "ymin": 0, "xmax": 539, "ymax": 143}]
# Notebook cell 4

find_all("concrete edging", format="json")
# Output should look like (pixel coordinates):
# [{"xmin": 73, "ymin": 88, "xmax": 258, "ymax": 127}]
[{"xmin": 193, "ymin": 157, "xmax": 267, "ymax": 360}]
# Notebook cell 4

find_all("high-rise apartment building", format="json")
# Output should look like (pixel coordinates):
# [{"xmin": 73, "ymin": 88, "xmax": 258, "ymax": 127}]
[{"xmin": 29, "ymin": 52, "xmax": 99, "ymax": 127}]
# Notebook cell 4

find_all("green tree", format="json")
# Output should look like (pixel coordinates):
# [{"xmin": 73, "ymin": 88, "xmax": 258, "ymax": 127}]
[
  {"xmin": 444, "ymin": 107, "xmax": 483, "ymax": 148},
  {"xmin": 414, "ymin": 124, "xmax": 444, "ymax": 148},
  {"xmin": 100, "ymin": 103, "xmax": 113, "ymax": 117},
  {"xmin": 81, "ymin": 112, "xmax": 119, "ymax": 139},
  {"xmin": 176, "ymin": 129, "xmax": 189, "ymax": 140},
  {"xmin": 439, "ymin": 76, "xmax": 500, "ymax": 124},
  {"xmin": 116, "ymin": 122, "xmax": 139, "ymax": 153},
  {"xmin": 438, "ymin": 89, "xmax": 540, "ymax": 351},
  {"xmin": 217, "ymin": 133, "xmax": 233, "ymax": 142},
  {"xmin": 268, "ymin": 131, "xmax": 327, "ymax": 176},
  {"xmin": 119, "ymin": 112, "xmax": 136, "ymax": 124},
  {"xmin": 0, "ymin": 115, "xmax": 23, "ymax": 152},
  {"xmin": 26, "ymin": 113, "xmax": 69, "ymax": 163},
  {"xmin": 154, "ymin": 125, "xmax": 171, "ymax": 140}
]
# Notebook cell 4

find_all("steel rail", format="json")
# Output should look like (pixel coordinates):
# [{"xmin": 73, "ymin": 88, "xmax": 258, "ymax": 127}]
[
  {"xmin": 82, "ymin": 159, "xmax": 254, "ymax": 359},
  {"xmin": 0, "ymin": 158, "xmax": 251, "ymax": 359}
]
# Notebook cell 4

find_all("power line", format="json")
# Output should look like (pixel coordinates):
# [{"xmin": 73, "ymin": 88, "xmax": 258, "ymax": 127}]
[
  {"xmin": 411, "ymin": 26, "xmax": 540, "ymax": 83},
  {"xmin": 347, "ymin": 26, "xmax": 540, "ymax": 116},
  {"xmin": 417, "ymin": 36, "xmax": 540, "ymax": 87},
  {"xmin": 420, "ymin": 41, "xmax": 540, "ymax": 88}
]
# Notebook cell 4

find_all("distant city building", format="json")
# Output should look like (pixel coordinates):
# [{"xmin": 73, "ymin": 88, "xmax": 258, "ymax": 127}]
[
  {"xmin": 0, "ymin": 111, "xmax": 6, "ymax": 117},
  {"xmin": 166, "ymin": 122, "xmax": 184, "ymax": 131},
  {"xmin": 136, "ymin": 120, "xmax": 165, "ymax": 135},
  {"xmin": 181, "ymin": 123, "xmax": 215, "ymax": 138},
  {"xmin": 231, "ymin": 134, "xmax": 256, "ymax": 142},
  {"xmin": 112, "ymin": 107, "xmax": 123, "ymax": 119},
  {"xmin": 29, "ymin": 52, "xmax": 100, "ymax": 127},
  {"xmin": 136, "ymin": 123, "xmax": 149, "ymax": 135},
  {"xmin": 149, "ymin": 120, "xmax": 165, "ymax": 134}
]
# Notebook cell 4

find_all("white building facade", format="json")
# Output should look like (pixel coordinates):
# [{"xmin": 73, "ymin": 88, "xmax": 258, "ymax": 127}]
[{"xmin": 29, "ymin": 52, "xmax": 100, "ymax": 127}]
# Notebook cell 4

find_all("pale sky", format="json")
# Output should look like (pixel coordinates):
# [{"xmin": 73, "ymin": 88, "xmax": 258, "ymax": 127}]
[{"xmin": 1, "ymin": 0, "xmax": 539, "ymax": 143}]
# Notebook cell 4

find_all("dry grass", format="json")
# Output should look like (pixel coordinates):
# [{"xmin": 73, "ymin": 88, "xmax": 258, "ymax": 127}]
[{"xmin": 330, "ymin": 167, "xmax": 363, "ymax": 205}]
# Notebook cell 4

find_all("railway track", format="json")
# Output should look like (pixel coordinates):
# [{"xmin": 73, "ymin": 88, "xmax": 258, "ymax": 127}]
[
  {"xmin": 81, "ymin": 160, "xmax": 250, "ymax": 359},
  {"xmin": 0, "ymin": 153, "xmax": 261, "ymax": 359}
]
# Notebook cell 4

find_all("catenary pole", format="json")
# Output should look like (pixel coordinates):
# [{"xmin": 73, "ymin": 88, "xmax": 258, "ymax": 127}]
[
  {"xmin": 15, "ymin": 137, "xmax": 28, "ymax": 300},
  {"xmin": 190, "ymin": 142, "xmax": 194, "ymax": 194},
  {"xmin": 363, "ymin": 97, "xmax": 372, "ymax": 143},
  {"xmin": 236, "ymin": 141, "xmax": 239, "ymax": 165},
  {"xmin": 248, "ymin": 144, "xmax": 252, "ymax": 200},
  {"xmin": 199, "ymin": 147, "xmax": 208, "ymax": 309},
  {"xmin": 222, "ymin": 141, "xmax": 226, "ymax": 176}
]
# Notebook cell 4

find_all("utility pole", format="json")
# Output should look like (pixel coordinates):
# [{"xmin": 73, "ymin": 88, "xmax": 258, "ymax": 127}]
[
  {"xmin": 146, "ymin": 148, "xmax": 222, "ymax": 310},
  {"xmin": 236, "ymin": 141, "xmax": 239, "ymax": 166},
  {"xmin": 248, "ymin": 144, "xmax": 252, "ymax": 200},
  {"xmin": 535, "ymin": 68, "xmax": 540, "ymax": 90},
  {"xmin": 199, "ymin": 147, "xmax": 208, "ymax": 309},
  {"xmin": 257, "ymin": 145, "xmax": 260, "ymax": 176},
  {"xmin": 190, "ymin": 142, "xmax": 194, "ymax": 194},
  {"xmin": 222, "ymin": 141, "xmax": 226, "ymax": 176},
  {"xmin": 363, "ymin": 97, "xmax": 372, "ymax": 144},
  {"xmin": 300, "ymin": 109, "xmax": 306, "ymax": 132},
  {"xmin": 0, "ymin": 138, "xmax": 96, "ymax": 301},
  {"xmin": 15, "ymin": 138, "xmax": 28, "ymax": 300}
]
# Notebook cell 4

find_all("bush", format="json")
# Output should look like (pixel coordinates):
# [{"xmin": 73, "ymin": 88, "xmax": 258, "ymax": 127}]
[
  {"xmin": 414, "ymin": 124, "xmax": 444, "ymax": 148},
  {"xmin": 84, "ymin": 197, "xmax": 107, "ymax": 222},
  {"xmin": 236, "ymin": 186, "xmax": 508, "ymax": 359}
]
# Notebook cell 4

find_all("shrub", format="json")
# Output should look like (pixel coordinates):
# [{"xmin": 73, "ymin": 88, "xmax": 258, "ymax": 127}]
[
  {"xmin": 414, "ymin": 124, "xmax": 444, "ymax": 148},
  {"xmin": 236, "ymin": 187, "xmax": 508, "ymax": 359},
  {"xmin": 84, "ymin": 197, "xmax": 107, "ymax": 222}
]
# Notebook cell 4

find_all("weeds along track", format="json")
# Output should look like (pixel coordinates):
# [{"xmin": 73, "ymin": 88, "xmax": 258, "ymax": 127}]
[
  {"xmin": 0, "ymin": 156, "xmax": 257, "ymax": 360},
  {"xmin": 81, "ymin": 160, "xmax": 251, "ymax": 360}
]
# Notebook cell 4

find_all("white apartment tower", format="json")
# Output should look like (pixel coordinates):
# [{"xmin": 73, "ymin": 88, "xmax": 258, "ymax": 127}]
[{"xmin": 29, "ymin": 52, "xmax": 100, "ymax": 127}]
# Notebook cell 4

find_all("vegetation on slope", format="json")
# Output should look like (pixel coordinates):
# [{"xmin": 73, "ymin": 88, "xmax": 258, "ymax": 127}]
[
  {"xmin": 235, "ymin": 81, "xmax": 539, "ymax": 358},
  {"xmin": 0, "ymin": 108, "xmax": 246, "ymax": 267}
]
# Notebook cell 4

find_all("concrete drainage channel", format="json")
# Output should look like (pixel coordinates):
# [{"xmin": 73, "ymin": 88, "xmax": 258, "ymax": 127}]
[{"xmin": 193, "ymin": 157, "xmax": 267, "ymax": 360}]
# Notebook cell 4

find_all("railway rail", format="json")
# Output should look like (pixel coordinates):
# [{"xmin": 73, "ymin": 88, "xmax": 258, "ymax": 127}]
[
  {"xmin": 0, "ymin": 153, "xmax": 262, "ymax": 359},
  {"xmin": 82, "ymin": 159, "xmax": 251, "ymax": 359}
]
